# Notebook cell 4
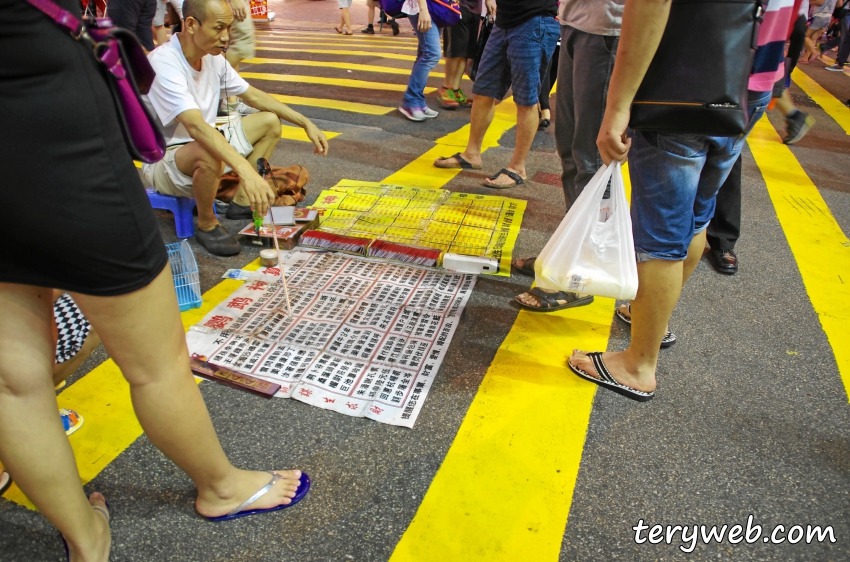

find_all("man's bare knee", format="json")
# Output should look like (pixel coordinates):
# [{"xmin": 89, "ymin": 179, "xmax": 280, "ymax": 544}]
[{"xmin": 260, "ymin": 111, "xmax": 282, "ymax": 139}]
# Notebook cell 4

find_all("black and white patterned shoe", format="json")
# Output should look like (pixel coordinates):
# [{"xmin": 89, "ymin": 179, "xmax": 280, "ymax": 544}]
[
  {"xmin": 568, "ymin": 352, "xmax": 655, "ymax": 402},
  {"xmin": 615, "ymin": 304, "xmax": 677, "ymax": 349}
]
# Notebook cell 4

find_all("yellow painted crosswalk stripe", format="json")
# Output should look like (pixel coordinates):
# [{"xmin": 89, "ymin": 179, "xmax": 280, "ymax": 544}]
[
  {"xmin": 257, "ymin": 39, "xmax": 419, "ymax": 52},
  {"xmin": 282, "ymin": 124, "xmax": 341, "ymax": 142},
  {"xmin": 2, "ymin": 275, "xmax": 254, "ymax": 509},
  {"xmin": 244, "ymin": 57, "xmax": 446, "ymax": 79},
  {"xmin": 387, "ymin": 98, "xmax": 614, "ymax": 560},
  {"xmin": 242, "ymin": 71, "xmax": 434, "ymax": 94},
  {"xmin": 747, "ymin": 116, "xmax": 850, "ymax": 400},
  {"xmin": 791, "ymin": 68, "xmax": 850, "ymax": 134},
  {"xmin": 382, "ymin": 98, "xmax": 519, "ymax": 188},
  {"xmin": 257, "ymin": 46, "xmax": 431, "ymax": 63},
  {"xmin": 270, "ymin": 93, "xmax": 393, "ymax": 115},
  {"xmin": 257, "ymin": 30, "xmax": 418, "ymax": 44}
]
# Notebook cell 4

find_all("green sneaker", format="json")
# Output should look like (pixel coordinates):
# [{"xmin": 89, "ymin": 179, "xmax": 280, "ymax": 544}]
[
  {"xmin": 437, "ymin": 87, "xmax": 460, "ymax": 109},
  {"xmin": 454, "ymin": 89, "xmax": 472, "ymax": 107}
]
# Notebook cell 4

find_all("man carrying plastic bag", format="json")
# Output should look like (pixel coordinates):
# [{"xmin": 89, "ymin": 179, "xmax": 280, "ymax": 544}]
[{"xmin": 566, "ymin": 0, "xmax": 792, "ymax": 402}]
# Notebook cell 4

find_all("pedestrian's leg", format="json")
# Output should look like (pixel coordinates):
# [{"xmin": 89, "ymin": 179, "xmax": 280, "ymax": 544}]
[
  {"xmin": 705, "ymin": 155, "xmax": 742, "ymax": 252},
  {"xmin": 504, "ymin": 104, "xmax": 537, "ymax": 177},
  {"xmin": 837, "ymin": 15, "xmax": 850, "ymax": 65},
  {"xmin": 402, "ymin": 16, "xmax": 441, "ymax": 110},
  {"xmin": 70, "ymin": 267, "xmax": 303, "ymax": 518},
  {"xmin": 343, "ymin": 7, "xmax": 352, "ymax": 33},
  {"xmin": 0, "ymin": 283, "xmax": 111, "ymax": 561},
  {"xmin": 464, "ymin": 96, "xmax": 497, "ymax": 160}
]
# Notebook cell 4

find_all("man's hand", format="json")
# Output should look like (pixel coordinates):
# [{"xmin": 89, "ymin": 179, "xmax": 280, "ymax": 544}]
[
  {"xmin": 239, "ymin": 170, "xmax": 276, "ymax": 215},
  {"xmin": 417, "ymin": 7, "xmax": 432, "ymax": 32},
  {"xmin": 485, "ymin": 0, "xmax": 496, "ymax": 17},
  {"xmin": 596, "ymin": 108, "xmax": 632, "ymax": 165},
  {"xmin": 304, "ymin": 122, "xmax": 329, "ymax": 156},
  {"xmin": 230, "ymin": 0, "xmax": 247, "ymax": 22}
]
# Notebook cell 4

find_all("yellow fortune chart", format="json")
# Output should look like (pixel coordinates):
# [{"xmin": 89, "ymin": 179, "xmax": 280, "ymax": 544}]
[{"xmin": 307, "ymin": 181, "xmax": 527, "ymax": 276}]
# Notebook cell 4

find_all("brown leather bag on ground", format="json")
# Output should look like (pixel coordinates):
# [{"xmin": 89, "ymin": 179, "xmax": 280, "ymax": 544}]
[{"xmin": 216, "ymin": 165, "xmax": 309, "ymax": 207}]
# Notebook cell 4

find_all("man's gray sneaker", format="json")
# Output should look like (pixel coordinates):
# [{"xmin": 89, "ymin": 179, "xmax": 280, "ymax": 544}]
[
  {"xmin": 783, "ymin": 111, "xmax": 814, "ymax": 145},
  {"xmin": 195, "ymin": 224, "xmax": 241, "ymax": 256}
]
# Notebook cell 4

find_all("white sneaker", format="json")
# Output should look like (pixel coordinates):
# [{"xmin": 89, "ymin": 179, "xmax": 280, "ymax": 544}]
[
  {"xmin": 232, "ymin": 99, "xmax": 259, "ymax": 115},
  {"xmin": 399, "ymin": 105, "xmax": 427, "ymax": 122},
  {"xmin": 421, "ymin": 106, "xmax": 438, "ymax": 119}
]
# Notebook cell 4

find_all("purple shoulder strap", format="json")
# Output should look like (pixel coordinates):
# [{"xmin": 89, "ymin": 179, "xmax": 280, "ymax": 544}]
[{"xmin": 25, "ymin": 0, "xmax": 83, "ymax": 36}]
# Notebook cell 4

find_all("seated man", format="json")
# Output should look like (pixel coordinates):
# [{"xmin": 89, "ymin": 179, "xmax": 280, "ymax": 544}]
[{"xmin": 142, "ymin": 0, "xmax": 329, "ymax": 256}]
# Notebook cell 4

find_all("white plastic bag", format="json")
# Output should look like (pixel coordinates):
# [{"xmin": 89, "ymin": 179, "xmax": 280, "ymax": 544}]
[{"xmin": 535, "ymin": 162, "xmax": 638, "ymax": 300}]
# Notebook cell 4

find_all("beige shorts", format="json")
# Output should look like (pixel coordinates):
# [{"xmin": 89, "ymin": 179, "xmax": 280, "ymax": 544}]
[
  {"xmin": 228, "ymin": 15, "xmax": 256, "ymax": 61},
  {"xmin": 143, "ymin": 115, "xmax": 253, "ymax": 199}
]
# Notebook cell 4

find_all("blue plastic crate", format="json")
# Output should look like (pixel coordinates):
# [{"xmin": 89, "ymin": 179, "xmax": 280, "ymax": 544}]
[{"xmin": 166, "ymin": 240, "xmax": 202, "ymax": 312}]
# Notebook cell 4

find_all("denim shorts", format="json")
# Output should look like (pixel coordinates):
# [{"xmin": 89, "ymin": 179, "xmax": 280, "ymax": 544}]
[
  {"xmin": 471, "ymin": 16, "xmax": 559, "ymax": 107},
  {"xmin": 630, "ymin": 90, "xmax": 771, "ymax": 261}
]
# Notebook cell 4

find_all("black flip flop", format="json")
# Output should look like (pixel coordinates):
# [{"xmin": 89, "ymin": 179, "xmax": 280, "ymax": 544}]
[
  {"xmin": 515, "ymin": 287, "xmax": 594, "ymax": 313},
  {"xmin": 511, "ymin": 257, "xmax": 536, "ymax": 276},
  {"xmin": 568, "ymin": 352, "xmax": 655, "ymax": 402},
  {"xmin": 615, "ymin": 304, "xmax": 677, "ymax": 348},
  {"xmin": 434, "ymin": 152, "xmax": 482, "ymax": 170},
  {"xmin": 484, "ymin": 168, "xmax": 525, "ymax": 189}
]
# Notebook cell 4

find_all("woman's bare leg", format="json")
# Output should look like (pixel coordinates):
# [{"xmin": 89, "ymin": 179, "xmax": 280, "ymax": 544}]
[
  {"xmin": 0, "ymin": 283, "xmax": 110, "ymax": 561},
  {"xmin": 70, "ymin": 266, "xmax": 301, "ymax": 517}
]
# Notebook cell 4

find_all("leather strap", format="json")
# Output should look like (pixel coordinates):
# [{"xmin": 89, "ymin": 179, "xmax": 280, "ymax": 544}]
[
  {"xmin": 24, "ymin": 0, "xmax": 83, "ymax": 36},
  {"xmin": 227, "ymin": 472, "xmax": 281, "ymax": 516}
]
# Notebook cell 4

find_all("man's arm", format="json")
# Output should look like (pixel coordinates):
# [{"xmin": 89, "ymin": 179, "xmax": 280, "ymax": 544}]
[
  {"xmin": 229, "ymin": 0, "xmax": 247, "ymax": 21},
  {"xmin": 176, "ymin": 108, "xmax": 275, "ymax": 213},
  {"xmin": 239, "ymin": 86, "xmax": 330, "ymax": 156},
  {"xmin": 596, "ymin": 0, "xmax": 672, "ymax": 164}
]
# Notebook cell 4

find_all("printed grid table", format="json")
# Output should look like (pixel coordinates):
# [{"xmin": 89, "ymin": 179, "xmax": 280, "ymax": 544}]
[{"xmin": 187, "ymin": 251, "xmax": 476, "ymax": 427}]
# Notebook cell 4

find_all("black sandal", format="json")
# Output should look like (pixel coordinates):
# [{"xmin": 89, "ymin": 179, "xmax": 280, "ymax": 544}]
[
  {"xmin": 615, "ymin": 304, "xmax": 677, "ymax": 348},
  {"xmin": 434, "ymin": 152, "xmax": 482, "ymax": 170},
  {"xmin": 511, "ymin": 257, "xmax": 536, "ymax": 276},
  {"xmin": 484, "ymin": 168, "xmax": 525, "ymax": 189},
  {"xmin": 568, "ymin": 352, "xmax": 655, "ymax": 402},
  {"xmin": 515, "ymin": 287, "xmax": 593, "ymax": 313}
]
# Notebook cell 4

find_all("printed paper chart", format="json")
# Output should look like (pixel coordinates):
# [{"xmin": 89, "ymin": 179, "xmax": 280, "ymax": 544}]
[
  {"xmin": 187, "ymin": 251, "xmax": 476, "ymax": 427},
  {"xmin": 307, "ymin": 181, "xmax": 526, "ymax": 276}
]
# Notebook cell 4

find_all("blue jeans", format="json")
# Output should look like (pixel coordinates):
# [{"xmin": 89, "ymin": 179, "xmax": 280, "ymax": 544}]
[
  {"xmin": 630, "ymin": 90, "xmax": 771, "ymax": 261},
  {"xmin": 402, "ymin": 14, "xmax": 441, "ymax": 109},
  {"xmin": 471, "ymin": 15, "xmax": 560, "ymax": 107}
]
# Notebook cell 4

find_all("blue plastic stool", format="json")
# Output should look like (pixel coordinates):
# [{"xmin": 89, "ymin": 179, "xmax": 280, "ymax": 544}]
[{"xmin": 146, "ymin": 188, "xmax": 201, "ymax": 239}]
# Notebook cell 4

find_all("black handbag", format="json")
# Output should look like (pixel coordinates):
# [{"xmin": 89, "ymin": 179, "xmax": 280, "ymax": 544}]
[
  {"xmin": 469, "ymin": 15, "xmax": 493, "ymax": 82},
  {"xmin": 629, "ymin": 0, "xmax": 763, "ymax": 136}
]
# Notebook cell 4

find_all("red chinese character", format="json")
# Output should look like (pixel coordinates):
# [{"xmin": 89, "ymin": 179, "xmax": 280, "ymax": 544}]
[
  {"xmin": 203, "ymin": 315, "xmax": 233, "ymax": 329},
  {"xmin": 346, "ymin": 402, "xmax": 358, "ymax": 410},
  {"xmin": 226, "ymin": 297, "xmax": 253, "ymax": 310},
  {"xmin": 263, "ymin": 267, "xmax": 280, "ymax": 276},
  {"xmin": 245, "ymin": 281, "xmax": 268, "ymax": 291},
  {"xmin": 324, "ymin": 196, "xmax": 338, "ymax": 203},
  {"xmin": 369, "ymin": 406, "xmax": 383, "ymax": 415},
  {"xmin": 299, "ymin": 388, "xmax": 313, "ymax": 397},
  {"xmin": 280, "ymin": 386, "xmax": 289, "ymax": 394},
  {"xmin": 323, "ymin": 397, "xmax": 336, "ymax": 404}
]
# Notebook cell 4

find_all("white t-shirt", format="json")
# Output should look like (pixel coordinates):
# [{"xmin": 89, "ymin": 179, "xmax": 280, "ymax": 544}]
[
  {"xmin": 144, "ymin": 34, "xmax": 249, "ymax": 147},
  {"xmin": 402, "ymin": 0, "xmax": 420, "ymax": 16}
]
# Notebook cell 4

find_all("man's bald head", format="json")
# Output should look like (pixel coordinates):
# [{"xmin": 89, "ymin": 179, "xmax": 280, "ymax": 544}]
[{"xmin": 183, "ymin": 0, "xmax": 231, "ymax": 24}]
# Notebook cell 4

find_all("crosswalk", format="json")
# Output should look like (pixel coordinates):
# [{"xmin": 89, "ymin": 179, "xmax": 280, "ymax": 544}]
[{"xmin": 4, "ymin": 25, "xmax": 850, "ymax": 562}]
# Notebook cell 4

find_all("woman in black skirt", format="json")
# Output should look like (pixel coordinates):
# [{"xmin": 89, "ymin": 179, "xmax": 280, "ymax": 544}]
[{"xmin": 0, "ymin": 1, "xmax": 303, "ymax": 559}]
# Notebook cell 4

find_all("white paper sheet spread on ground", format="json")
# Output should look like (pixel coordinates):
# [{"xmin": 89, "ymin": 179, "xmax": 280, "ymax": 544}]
[{"xmin": 187, "ymin": 251, "xmax": 476, "ymax": 427}]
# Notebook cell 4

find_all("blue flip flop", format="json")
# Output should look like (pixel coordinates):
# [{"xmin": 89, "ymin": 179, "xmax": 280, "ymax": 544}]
[{"xmin": 206, "ymin": 471, "xmax": 311, "ymax": 522}]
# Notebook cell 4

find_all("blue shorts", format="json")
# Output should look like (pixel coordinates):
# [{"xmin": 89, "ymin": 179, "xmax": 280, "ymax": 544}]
[
  {"xmin": 630, "ymin": 90, "xmax": 771, "ymax": 261},
  {"xmin": 471, "ymin": 16, "xmax": 559, "ymax": 107}
]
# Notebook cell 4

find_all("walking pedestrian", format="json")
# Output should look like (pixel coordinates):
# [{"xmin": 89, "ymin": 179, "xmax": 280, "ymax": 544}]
[{"xmin": 399, "ymin": 0, "xmax": 441, "ymax": 121}]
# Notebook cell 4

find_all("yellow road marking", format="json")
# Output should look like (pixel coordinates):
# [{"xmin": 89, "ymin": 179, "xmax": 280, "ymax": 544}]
[
  {"xmin": 257, "ymin": 39, "xmax": 418, "ymax": 52},
  {"xmin": 2, "ymin": 274, "xmax": 254, "ymax": 509},
  {"xmin": 382, "ymin": 98, "xmax": 519, "ymax": 188},
  {"xmin": 257, "ymin": 46, "xmax": 435, "ymax": 63},
  {"xmin": 270, "ymin": 93, "xmax": 393, "ymax": 115},
  {"xmin": 244, "ymin": 57, "xmax": 446, "ymax": 79},
  {"xmin": 388, "ymin": 99, "xmax": 615, "ymax": 560},
  {"xmin": 257, "ymin": 30, "xmax": 418, "ymax": 44},
  {"xmin": 791, "ymin": 68, "xmax": 850, "ymax": 135},
  {"xmin": 747, "ymin": 116, "xmax": 850, "ymax": 400},
  {"xmin": 241, "ymin": 71, "xmax": 435, "ymax": 94},
  {"xmin": 281, "ymin": 124, "xmax": 341, "ymax": 142}
]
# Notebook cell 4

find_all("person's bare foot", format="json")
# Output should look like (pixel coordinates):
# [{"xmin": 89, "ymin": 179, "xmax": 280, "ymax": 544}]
[
  {"xmin": 434, "ymin": 152, "xmax": 482, "ymax": 169},
  {"xmin": 483, "ymin": 167, "xmax": 526, "ymax": 188},
  {"xmin": 65, "ymin": 492, "xmax": 111, "ymax": 562},
  {"xmin": 568, "ymin": 349, "xmax": 657, "ymax": 393},
  {"xmin": 195, "ymin": 469, "xmax": 303, "ymax": 518}
]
